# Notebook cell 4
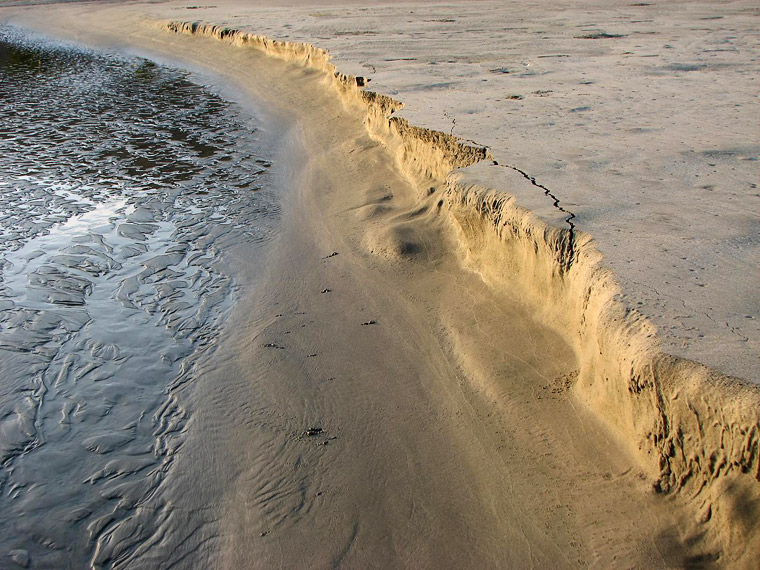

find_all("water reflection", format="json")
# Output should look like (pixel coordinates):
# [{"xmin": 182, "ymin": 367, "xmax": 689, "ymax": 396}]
[{"xmin": 0, "ymin": 27, "xmax": 278, "ymax": 568}]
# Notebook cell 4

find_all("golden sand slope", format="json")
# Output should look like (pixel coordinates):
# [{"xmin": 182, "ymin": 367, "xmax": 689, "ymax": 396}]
[{"xmin": 163, "ymin": 20, "xmax": 759, "ymax": 565}]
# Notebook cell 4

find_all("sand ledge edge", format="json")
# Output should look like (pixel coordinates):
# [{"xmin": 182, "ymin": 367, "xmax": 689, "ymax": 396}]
[{"xmin": 163, "ymin": 20, "xmax": 760, "ymax": 563}]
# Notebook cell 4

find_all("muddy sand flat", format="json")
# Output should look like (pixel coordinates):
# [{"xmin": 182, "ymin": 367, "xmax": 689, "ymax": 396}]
[{"xmin": 1, "ymin": 1, "xmax": 758, "ymax": 568}]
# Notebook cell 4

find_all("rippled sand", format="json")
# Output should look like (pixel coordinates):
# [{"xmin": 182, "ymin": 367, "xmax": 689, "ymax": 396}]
[
  {"xmin": 0, "ymin": 2, "xmax": 758, "ymax": 570},
  {"xmin": 0, "ymin": 32, "xmax": 279, "ymax": 567}
]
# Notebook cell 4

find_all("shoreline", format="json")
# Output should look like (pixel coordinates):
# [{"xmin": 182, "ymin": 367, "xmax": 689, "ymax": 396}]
[{"xmin": 2, "ymin": 2, "xmax": 759, "ymax": 567}]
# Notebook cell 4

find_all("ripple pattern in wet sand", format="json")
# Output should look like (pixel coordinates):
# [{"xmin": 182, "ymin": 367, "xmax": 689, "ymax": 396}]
[{"xmin": 0, "ymin": 28, "xmax": 277, "ymax": 568}]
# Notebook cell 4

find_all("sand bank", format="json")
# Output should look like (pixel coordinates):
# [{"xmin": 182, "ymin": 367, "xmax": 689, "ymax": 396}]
[
  {"xmin": 2, "ymin": 1, "xmax": 758, "ymax": 568},
  {"xmin": 95, "ymin": 0, "xmax": 760, "ymax": 384}
]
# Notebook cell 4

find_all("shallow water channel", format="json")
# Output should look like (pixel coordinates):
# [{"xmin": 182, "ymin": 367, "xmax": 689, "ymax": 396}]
[{"xmin": 0, "ymin": 28, "xmax": 278, "ymax": 568}]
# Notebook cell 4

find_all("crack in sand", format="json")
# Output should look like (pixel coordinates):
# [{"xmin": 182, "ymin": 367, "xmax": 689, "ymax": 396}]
[
  {"xmin": 442, "ymin": 110, "xmax": 456, "ymax": 136},
  {"xmin": 491, "ymin": 160, "xmax": 576, "ymax": 264},
  {"xmin": 633, "ymin": 279, "xmax": 751, "ymax": 343}
]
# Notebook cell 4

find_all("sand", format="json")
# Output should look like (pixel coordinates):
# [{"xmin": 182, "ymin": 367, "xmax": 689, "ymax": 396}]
[
  {"xmin": 1, "ymin": 1, "xmax": 759, "ymax": 568},
  {"xmin": 82, "ymin": 0, "xmax": 760, "ymax": 384}
]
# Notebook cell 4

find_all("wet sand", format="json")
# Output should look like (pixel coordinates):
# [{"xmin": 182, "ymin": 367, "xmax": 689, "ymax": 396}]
[
  {"xmin": 0, "ymin": 33, "xmax": 282, "ymax": 567},
  {"xmin": 1, "ymin": 1, "xmax": 759, "ymax": 569}
]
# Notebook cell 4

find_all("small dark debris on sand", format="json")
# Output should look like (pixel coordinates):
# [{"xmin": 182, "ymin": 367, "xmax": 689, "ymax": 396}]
[
  {"xmin": 361, "ymin": 320, "xmax": 378, "ymax": 326},
  {"xmin": 305, "ymin": 427, "xmax": 323, "ymax": 436},
  {"xmin": 263, "ymin": 342, "xmax": 285, "ymax": 349},
  {"xmin": 321, "ymin": 288, "xmax": 331, "ymax": 293},
  {"xmin": 575, "ymin": 32, "xmax": 626, "ymax": 39},
  {"xmin": 323, "ymin": 251, "xmax": 339, "ymax": 259},
  {"xmin": 307, "ymin": 353, "xmax": 317, "ymax": 358}
]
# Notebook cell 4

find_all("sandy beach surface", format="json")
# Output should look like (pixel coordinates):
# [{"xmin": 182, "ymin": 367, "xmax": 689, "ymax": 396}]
[
  {"xmin": 45, "ymin": 0, "xmax": 759, "ymax": 383},
  {"xmin": 1, "ymin": 1, "xmax": 758, "ymax": 568}
]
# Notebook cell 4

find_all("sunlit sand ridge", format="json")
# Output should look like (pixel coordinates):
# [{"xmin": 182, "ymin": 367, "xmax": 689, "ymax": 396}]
[{"xmin": 1, "ymin": 1, "xmax": 758, "ymax": 568}]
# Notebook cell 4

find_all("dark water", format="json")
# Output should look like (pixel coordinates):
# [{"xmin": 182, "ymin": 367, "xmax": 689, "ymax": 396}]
[{"xmin": 0, "ymin": 28, "xmax": 277, "ymax": 568}]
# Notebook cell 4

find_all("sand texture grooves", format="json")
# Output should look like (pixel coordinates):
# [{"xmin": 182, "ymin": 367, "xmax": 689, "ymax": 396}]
[
  {"xmin": 163, "ymin": 19, "xmax": 760, "ymax": 565},
  {"xmin": 1, "ymin": 3, "xmax": 758, "ymax": 567}
]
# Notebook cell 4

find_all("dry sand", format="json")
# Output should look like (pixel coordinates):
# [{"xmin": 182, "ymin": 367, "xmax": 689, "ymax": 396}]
[{"xmin": 1, "ymin": 1, "xmax": 759, "ymax": 568}]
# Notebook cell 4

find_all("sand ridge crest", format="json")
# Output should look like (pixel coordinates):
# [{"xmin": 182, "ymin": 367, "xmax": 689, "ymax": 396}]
[
  {"xmin": 444, "ymin": 177, "xmax": 760, "ymax": 556},
  {"xmin": 162, "ymin": 20, "xmax": 489, "ymax": 181}
]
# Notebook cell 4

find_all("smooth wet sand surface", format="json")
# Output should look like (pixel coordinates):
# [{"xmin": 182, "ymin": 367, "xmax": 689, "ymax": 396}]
[{"xmin": 1, "ymin": 1, "xmax": 759, "ymax": 568}]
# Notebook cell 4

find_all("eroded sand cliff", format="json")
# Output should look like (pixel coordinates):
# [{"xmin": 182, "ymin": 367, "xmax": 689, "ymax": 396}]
[{"xmin": 1, "ymin": 2, "xmax": 758, "ymax": 568}]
